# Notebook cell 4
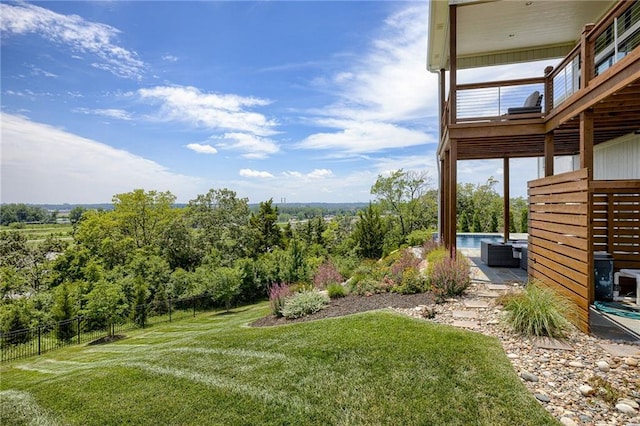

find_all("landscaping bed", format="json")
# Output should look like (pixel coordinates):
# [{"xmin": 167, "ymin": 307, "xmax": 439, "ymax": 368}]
[{"xmin": 251, "ymin": 291, "xmax": 435, "ymax": 327}]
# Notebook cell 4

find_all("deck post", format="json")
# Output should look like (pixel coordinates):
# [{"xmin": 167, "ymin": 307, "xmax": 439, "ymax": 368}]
[
  {"xmin": 449, "ymin": 140, "xmax": 458, "ymax": 259},
  {"xmin": 449, "ymin": 4, "xmax": 457, "ymax": 124},
  {"xmin": 439, "ymin": 68, "xmax": 446, "ymax": 136},
  {"xmin": 439, "ymin": 158, "xmax": 446, "ymax": 243},
  {"xmin": 580, "ymin": 24, "xmax": 595, "ymax": 88},
  {"xmin": 580, "ymin": 109, "xmax": 594, "ymax": 180},
  {"xmin": 442, "ymin": 151, "xmax": 450, "ymax": 248},
  {"xmin": 544, "ymin": 132, "xmax": 554, "ymax": 177},
  {"xmin": 503, "ymin": 158, "xmax": 510, "ymax": 243}
]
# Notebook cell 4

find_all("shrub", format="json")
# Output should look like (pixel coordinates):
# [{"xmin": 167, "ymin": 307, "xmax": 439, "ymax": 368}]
[
  {"xmin": 392, "ymin": 268, "xmax": 428, "ymax": 294},
  {"xmin": 327, "ymin": 282, "xmax": 346, "ymax": 298},
  {"xmin": 430, "ymin": 256, "xmax": 471, "ymax": 301},
  {"xmin": 268, "ymin": 283, "xmax": 291, "ymax": 317},
  {"xmin": 350, "ymin": 277, "xmax": 382, "ymax": 296},
  {"xmin": 281, "ymin": 290, "xmax": 329, "ymax": 319},
  {"xmin": 501, "ymin": 281, "xmax": 572, "ymax": 338},
  {"xmin": 405, "ymin": 229, "xmax": 430, "ymax": 246},
  {"xmin": 313, "ymin": 260, "xmax": 344, "ymax": 289},
  {"xmin": 388, "ymin": 249, "xmax": 421, "ymax": 285},
  {"xmin": 422, "ymin": 239, "xmax": 443, "ymax": 257},
  {"xmin": 426, "ymin": 247, "xmax": 449, "ymax": 277}
]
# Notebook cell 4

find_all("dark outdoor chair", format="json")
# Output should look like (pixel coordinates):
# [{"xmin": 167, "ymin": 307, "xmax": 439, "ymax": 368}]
[{"xmin": 507, "ymin": 90, "xmax": 543, "ymax": 115}]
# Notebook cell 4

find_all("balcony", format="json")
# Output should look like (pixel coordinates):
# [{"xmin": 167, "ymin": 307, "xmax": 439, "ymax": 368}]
[{"xmin": 438, "ymin": 0, "xmax": 640, "ymax": 162}]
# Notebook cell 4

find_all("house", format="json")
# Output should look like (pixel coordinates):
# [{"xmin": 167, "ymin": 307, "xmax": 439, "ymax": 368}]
[{"xmin": 427, "ymin": 0, "xmax": 640, "ymax": 332}]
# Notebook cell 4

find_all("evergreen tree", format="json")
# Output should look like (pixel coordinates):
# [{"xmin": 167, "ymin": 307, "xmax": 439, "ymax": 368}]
[
  {"xmin": 249, "ymin": 199, "xmax": 282, "ymax": 256},
  {"xmin": 352, "ymin": 203, "xmax": 384, "ymax": 259},
  {"xmin": 520, "ymin": 209, "xmax": 529, "ymax": 233},
  {"xmin": 509, "ymin": 210, "xmax": 517, "ymax": 233},
  {"xmin": 53, "ymin": 283, "xmax": 75, "ymax": 342}
]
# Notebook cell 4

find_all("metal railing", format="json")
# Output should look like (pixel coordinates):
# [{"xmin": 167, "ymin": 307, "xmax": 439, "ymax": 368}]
[
  {"xmin": 455, "ymin": 78, "xmax": 545, "ymax": 123},
  {"xmin": 1, "ymin": 294, "xmax": 213, "ymax": 363}
]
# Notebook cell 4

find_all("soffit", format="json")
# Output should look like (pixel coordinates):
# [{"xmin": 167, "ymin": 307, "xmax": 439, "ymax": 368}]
[{"xmin": 427, "ymin": 0, "xmax": 613, "ymax": 72}]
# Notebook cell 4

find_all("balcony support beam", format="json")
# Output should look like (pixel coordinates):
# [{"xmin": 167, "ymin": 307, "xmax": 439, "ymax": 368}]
[
  {"xmin": 448, "ymin": 140, "xmax": 458, "ymax": 260},
  {"xmin": 544, "ymin": 132, "xmax": 554, "ymax": 177},
  {"xmin": 580, "ymin": 108, "xmax": 594, "ymax": 180},
  {"xmin": 503, "ymin": 157, "xmax": 510, "ymax": 243},
  {"xmin": 449, "ymin": 4, "xmax": 457, "ymax": 124}
]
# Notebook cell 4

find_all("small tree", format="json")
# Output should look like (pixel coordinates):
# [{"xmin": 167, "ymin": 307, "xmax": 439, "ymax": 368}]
[
  {"xmin": 352, "ymin": 203, "xmax": 384, "ymax": 259},
  {"xmin": 211, "ymin": 267, "xmax": 241, "ymax": 312},
  {"xmin": 1, "ymin": 302, "xmax": 31, "ymax": 345},
  {"xmin": 52, "ymin": 283, "xmax": 75, "ymax": 342},
  {"xmin": 132, "ymin": 280, "xmax": 149, "ymax": 328},
  {"xmin": 84, "ymin": 280, "xmax": 127, "ymax": 336},
  {"xmin": 520, "ymin": 209, "xmax": 529, "ymax": 233}
]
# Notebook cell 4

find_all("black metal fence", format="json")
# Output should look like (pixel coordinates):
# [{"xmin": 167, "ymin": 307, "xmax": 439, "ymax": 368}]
[{"xmin": 1, "ymin": 295, "xmax": 213, "ymax": 363}]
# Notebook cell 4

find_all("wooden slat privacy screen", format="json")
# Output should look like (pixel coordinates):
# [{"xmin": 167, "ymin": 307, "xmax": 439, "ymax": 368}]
[
  {"xmin": 528, "ymin": 169, "xmax": 591, "ymax": 332},
  {"xmin": 591, "ymin": 181, "xmax": 640, "ymax": 271},
  {"xmin": 528, "ymin": 170, "xmax": 640, "ymax": 333}
]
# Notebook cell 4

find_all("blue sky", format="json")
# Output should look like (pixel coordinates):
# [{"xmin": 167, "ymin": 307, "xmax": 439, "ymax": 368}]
[{"xmin": 1, "ymin": 1, "xmax": 539, "ymax": 204}]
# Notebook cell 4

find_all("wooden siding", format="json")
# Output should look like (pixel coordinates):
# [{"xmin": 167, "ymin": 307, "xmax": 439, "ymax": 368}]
[
  {"xmin": 591, "ymin": 180, "xmax": 640, "ymax": 270},
  {"xmin": 528, "ymin": 169, "xmax": 591, "ymax": 333}
]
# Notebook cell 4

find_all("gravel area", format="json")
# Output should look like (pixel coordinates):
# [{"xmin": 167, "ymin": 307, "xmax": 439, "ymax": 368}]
[{"xmin": 396, "ymin": 283, "xmax": 640, "ymax": 426}]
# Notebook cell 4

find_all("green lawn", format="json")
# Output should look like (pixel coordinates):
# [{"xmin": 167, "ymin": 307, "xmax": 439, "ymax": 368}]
[{"xmin": 0, "ymin": 304, "xmax": 556, "ymax": 425}]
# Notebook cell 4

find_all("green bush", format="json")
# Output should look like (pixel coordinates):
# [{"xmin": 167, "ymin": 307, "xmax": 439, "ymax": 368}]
[
  {"xmin": 327, "ymin": 282, "xmax": 346, "ymax": 298},
  {"xmin": 501, "ymin": 281, "xmax": 572, "ymax": 338},
  {"xmin": 405, "ymin": 229, "xmax": 430, "ymax": 246},
  {"xmin": 430, "ymin": 256, "xmax": 471, "ymax": 301},
  {"xmin": 426, "ymin": 247, "xmax": 449, "ymax": 276},
  {"xmin": 392, "ymin": 268, "xmax": 428, "ymax": 294},
  {"xmin": 281, "ymin": 290, "xmax": 330, "ymax": 319}
]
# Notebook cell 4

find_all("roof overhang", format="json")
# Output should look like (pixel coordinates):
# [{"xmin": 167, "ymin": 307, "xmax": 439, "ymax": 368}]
[{"xmin": 427, "ymin": 0, "xmax": 614, "ymax": 73}]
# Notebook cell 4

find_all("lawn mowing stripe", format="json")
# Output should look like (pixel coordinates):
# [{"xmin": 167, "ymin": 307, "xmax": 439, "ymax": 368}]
[
  {"xmin": 124, "ymin": 361, "xmax": 312, "ymax": 412},
  {"xmin": 0, "ymin": 390, "xmax": 66, "ymax": 426},
  {"xmin": 165, "ymin": 346, "xmax": 288, "ymax": 360}
]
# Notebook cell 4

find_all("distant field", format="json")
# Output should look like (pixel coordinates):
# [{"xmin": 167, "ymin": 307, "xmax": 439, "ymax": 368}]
[
  {"xmin": 0, "ymin": 224, "xmax": 74, "ymax": 244},
  {"xmin": 0, "ymin": 305, "xmax": 555, "ymax": 426}
]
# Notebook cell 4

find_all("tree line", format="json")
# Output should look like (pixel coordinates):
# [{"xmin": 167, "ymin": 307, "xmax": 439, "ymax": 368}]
[
  {"xmin": 1, "ymin": 170, "xmax": 529, "ymax": 338},
  {"xmin": 0, "ymin": 170, "xmax": 438, "ymax": 337}
]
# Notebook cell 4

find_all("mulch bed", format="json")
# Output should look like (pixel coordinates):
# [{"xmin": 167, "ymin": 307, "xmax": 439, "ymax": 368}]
[
  {"xmin": 250, "ymin": 292, "xmax": 436, "ymax": 327},
  {"xmin": 87, "ymin": 334, "xmax": 126, "ymax": 345}
]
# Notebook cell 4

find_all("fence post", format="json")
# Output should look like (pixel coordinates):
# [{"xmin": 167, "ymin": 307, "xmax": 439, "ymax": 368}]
[
  {"xmin": 77, "ymin": 317, "xmax": 81, "ymax": 344},
  {"xmin": 38, "ymin": 326, "xmax": 42, "ymax": 355},
  {"xmin": 193, "ymin": 296, "xmax": 196, "ymax": 317},
  {"xmin": 169, "ymin": 299, "xmax": 172, "ymax": 322}
]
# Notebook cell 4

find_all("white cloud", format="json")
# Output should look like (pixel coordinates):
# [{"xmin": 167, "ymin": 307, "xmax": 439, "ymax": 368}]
[
  {"xmin": 307, "ymin": 169, "xmax": 334, "ymax": 179},
  {"xmin": 282, "ymin": 169, "xmax": 334, "ymax": 180},
  {"xmin": 186, "ymin": 143, "xmax": 218, "ymax": 155},
  {"xmin": 215, "ymin": 132, "xmax": 279, "ymax": 159},
  {"xmin": 0, "ymin": 3, "xmax": 144, "ymax": 79},
  {"xmin": 74, "ymin": 108, "xmax": 132, "ymax": 120},
  {"xmin": 297, "ymin": 120, "xmax": 433, "ymax": 155},
  {"xmin": 162, "ymin": 54, "xmax": 178, "ymax": 62},
  {"xmin": 137, "ymin": 86, "xmax": 277, "ymax": 137},
  {"xmin": 239, "ymin": 169, "xmax": 274, "ymax": 179},
  {"xmin": 320, "ymin": 4, "xmax": 437, "ymax": 123},
  {"xmin": 298, "ymin": 4, "xmax": 438, "ymax": 157},
  {"xmin": 0, "ymin": 113, "xmax": 201, "ymax": 203}
]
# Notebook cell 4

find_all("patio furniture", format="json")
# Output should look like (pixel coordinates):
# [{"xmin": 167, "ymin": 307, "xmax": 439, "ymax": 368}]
[
  {"xmin": 507, "ymin": 90, "xmax": 543, "ymax": 115},
  {"xmin": 480, "ymin": 241, "xmax": 521, "ymax": 267},
  {"xmin": 614, "ymin": 269, "xmax": 640, "ymax": 305}
]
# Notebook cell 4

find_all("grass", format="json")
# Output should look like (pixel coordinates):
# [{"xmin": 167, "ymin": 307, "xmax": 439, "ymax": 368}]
[
  {"xmin": 0, "ymin": 224, "xmax": 74, "ymax": 246},
  {"xmin": 500, "ymin": 281, "xmax": 572, "ymax": 338},
  {"xmin": 0, "ymin": 303, "xmax": 556, "ymax": 425}
]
